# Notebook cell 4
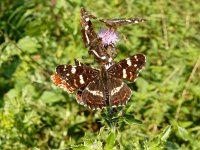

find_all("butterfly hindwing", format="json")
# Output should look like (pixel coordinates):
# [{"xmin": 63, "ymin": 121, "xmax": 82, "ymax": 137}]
[
  {"xmin": 81, "ymin": 77, "xmax": 132, "ymax": 109},
  {"xmin": 108, "ymin": 78, "xmax": 132, "ymax": 107},
  {"xmin": 81, "ymin": 78, "xmax": 106, "ymax": 109}
]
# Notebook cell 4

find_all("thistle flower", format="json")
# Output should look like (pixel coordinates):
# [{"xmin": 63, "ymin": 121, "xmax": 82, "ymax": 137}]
[{"xmin": 98, "ymin": 28, "xmax": 119, "ymax": 46}]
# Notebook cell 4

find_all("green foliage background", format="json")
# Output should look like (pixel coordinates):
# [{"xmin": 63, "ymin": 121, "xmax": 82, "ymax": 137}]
[{"xmin": 0, "ymin": 0, "xmax": 200, "ymax": 149}]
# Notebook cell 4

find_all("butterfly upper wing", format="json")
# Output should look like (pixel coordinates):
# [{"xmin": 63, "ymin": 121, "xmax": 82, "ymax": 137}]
[
  {"xmin": 52, "ymin": 63, "xmax": 99, "ymax": 92},
  {"xmin": 80, "ymin": 8, "xmax": 113, "ymax": 64},
  {"xmin": 104, "ymin": 18, "xmax": 146, "ymax": 27},
  {"xmin": 108, "ymin": 54, "xmax": 146, "ymax": 82},
  {"xmin": 52, "ymin": 63, "xmax": 99, "ymax": 104},
  {"xmin": 80, "ymin": 8, "xmax": 98, "ymax": 48}
]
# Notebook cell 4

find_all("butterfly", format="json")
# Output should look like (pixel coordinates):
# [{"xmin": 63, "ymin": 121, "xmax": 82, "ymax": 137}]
[
  {"xmin": 80, "ymin": 8, "xmax": 146, "ymax": 63},
  {"xmin": 52, "ymin": 54, "xmax": 146, "ymax": 109}
]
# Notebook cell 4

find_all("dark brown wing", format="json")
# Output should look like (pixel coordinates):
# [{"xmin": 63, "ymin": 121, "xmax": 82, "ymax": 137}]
[
  {"xmin": 81, "ymin": 8, "xmax": 146, "ymax": 28},
  {"xmin": 103, "ymin": 18, "xmax": 146, "ymax": 27},
  {"xmin": 52, "ymin": 63, "xmax": 99, "ymax": 92},
  {"xmin": 80, "ymin": 77, "xmax": 132, "ymax": 109},
  {"xmin": 108, "ymin": 78, "xmax": 132, "ymax": 107},
  {"xmin": 108, "ymin": 54, "xmax": 146, "ymax": 82},
  {"xmin": 81, "ymin": 78, "xmax": 106, "ymax": 109},
  {"xmin": 52, "ymin": 63, "xmax": 99, "ymax": 104},
  {"xmin": 80, "ymin": 8, "xmax": 98, "ymax": 48},
  {"xmin": 80, "ymin": 8, "xmax": 112, "ymax": 64}
]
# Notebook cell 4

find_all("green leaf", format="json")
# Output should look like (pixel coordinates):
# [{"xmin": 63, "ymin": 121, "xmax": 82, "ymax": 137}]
[
  {"xmin": 177, "ymin": 126, "xmax": 191, "ymax": 141},
  {"xmin": 164, "ymin": 141, "xmax": 180, "ymax": 150},
  {"xmin": 104, "ymin": 132, "xmax": 115, "ymax": 150},
  {"xmin": 73, "ymin": 145, "xmax": 88, "ymax": 150},
  {"xmin": 160, "ymin": 125, "xmax": 172, "ymax": 141},
  {"xmin": 191, "ymin": 86, "xmax": 200, "ymax": 97},
  {"xmin": 17, "ymin": 36, "xmax": 40, "ymax": 54},
  {"xmin": 124, "ymin": 114, "xmax": 143, "ymax": 124},
  {"xmin": 39, "ymin": 91, "xmax": 63, "ymax": 103},
  {"xmin": 136, "ymin": 77, "xmax": 149, "ymax": 93}
]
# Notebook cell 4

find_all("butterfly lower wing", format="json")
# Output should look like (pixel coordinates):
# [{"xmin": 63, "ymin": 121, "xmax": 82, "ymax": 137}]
[
  {"xmin": 81, "ymin": 78, "xmax": 106, "ymax": 109},
  {"xmin": 108, "ymin": 78, "xmax": 132, "ymax": 107},
  {"xmin": 108, "ymin": 54, "xmax": 146, "ymax": 82}
]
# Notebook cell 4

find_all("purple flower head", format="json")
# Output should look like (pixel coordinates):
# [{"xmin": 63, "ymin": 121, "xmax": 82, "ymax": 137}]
[{"xmin": 98, "ymin": 28, "xmax": 119, "ymax": 46}]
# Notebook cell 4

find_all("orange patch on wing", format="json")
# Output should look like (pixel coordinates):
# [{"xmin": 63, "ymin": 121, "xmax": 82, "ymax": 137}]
[
  {"xmin": 129, "ymin": 72, "xmax": 133, "ymax": 80},
  {"xmin": 51, "ymin": 73, "xmax": 62, "ymax": 85},
  {"xmin": 122, "ymin": 92, "xmax": 128, "ymax": 100},
  {"xmin": 73, "ymin": 79, "xmax": 78, "ymax": 88},
  {"xmin": 51, "ymin": 73, "xmax": 72, "ymax": 92}
]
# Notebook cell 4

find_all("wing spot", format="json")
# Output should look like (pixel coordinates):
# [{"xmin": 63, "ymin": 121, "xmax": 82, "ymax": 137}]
[
  {"xmin": 85, "ymin": 25, "xmax": 89, "ymax": 30},
  {"xmin": 111, "ymin": 82, "xmax": 124, "ymax": 96},
  {"xmin": 101, "ymin": 56, "xmax": 106, "ymax": 60},
  {"xmin": 123, "ymin": 69, "xmax": 127, "ymax": 78},
  {"xmin": 85, "ymin": 87, "xmax": 103, "ymax": 97},
  {"xmin": 91, "ymin": 50, "xmax": 101, "ymax": 59},
  {"xmin": 134, "ymin": 55, "xmax": 138, "ymax": 61},
  {"xmin": 71, "ymin": 67, "xmax": 76, "ymax": 74},
  {"xmin": 129, "ymin": 72, "xmax": 133, "ymax": 80},
  {"xmin": 108, "ymin": 57, "xmax": 112, "ymax": 63},
  {"xmin": 85, "ymin": 17, "xmax": 90, "ymax": 22},
  {"xmin": 73, "ymin": 79, "xmax": 78, "ymax": 88},
  {"xmin": 85, "ymin": 32, "xmax": 90, "ymax": 44},
  {"xmin": 79, "ymin": 75, "xmax": 85, "ymax": 84},
  {"xmin": 126, "ymin": 58, "xmax": 132, "ymax": 66}
]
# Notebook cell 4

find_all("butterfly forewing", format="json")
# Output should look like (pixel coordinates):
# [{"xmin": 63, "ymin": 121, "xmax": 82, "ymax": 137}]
[
  {"xmin": 108, "ymin": 54, "xmax": 146, "ymax": 82},
  {"xmin": 52, "ymin": 64, "xmax": 99, "ymax": 92},
  {"xmin": 80, "ymin": 8, "xmax": 113, "ymax": 64},
  {"xmin": 80, "ymin": 8, "xmax": 98, "ymax": 48},
  {"xmin": 104, "ymin": 18, "xmax": 146, "ymax": 27}
]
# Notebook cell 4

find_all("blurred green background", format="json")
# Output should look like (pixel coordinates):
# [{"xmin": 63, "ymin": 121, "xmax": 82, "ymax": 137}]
[{"xmin": 0, "ymin": 0, "xmax": 200, "ymax": 149}]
